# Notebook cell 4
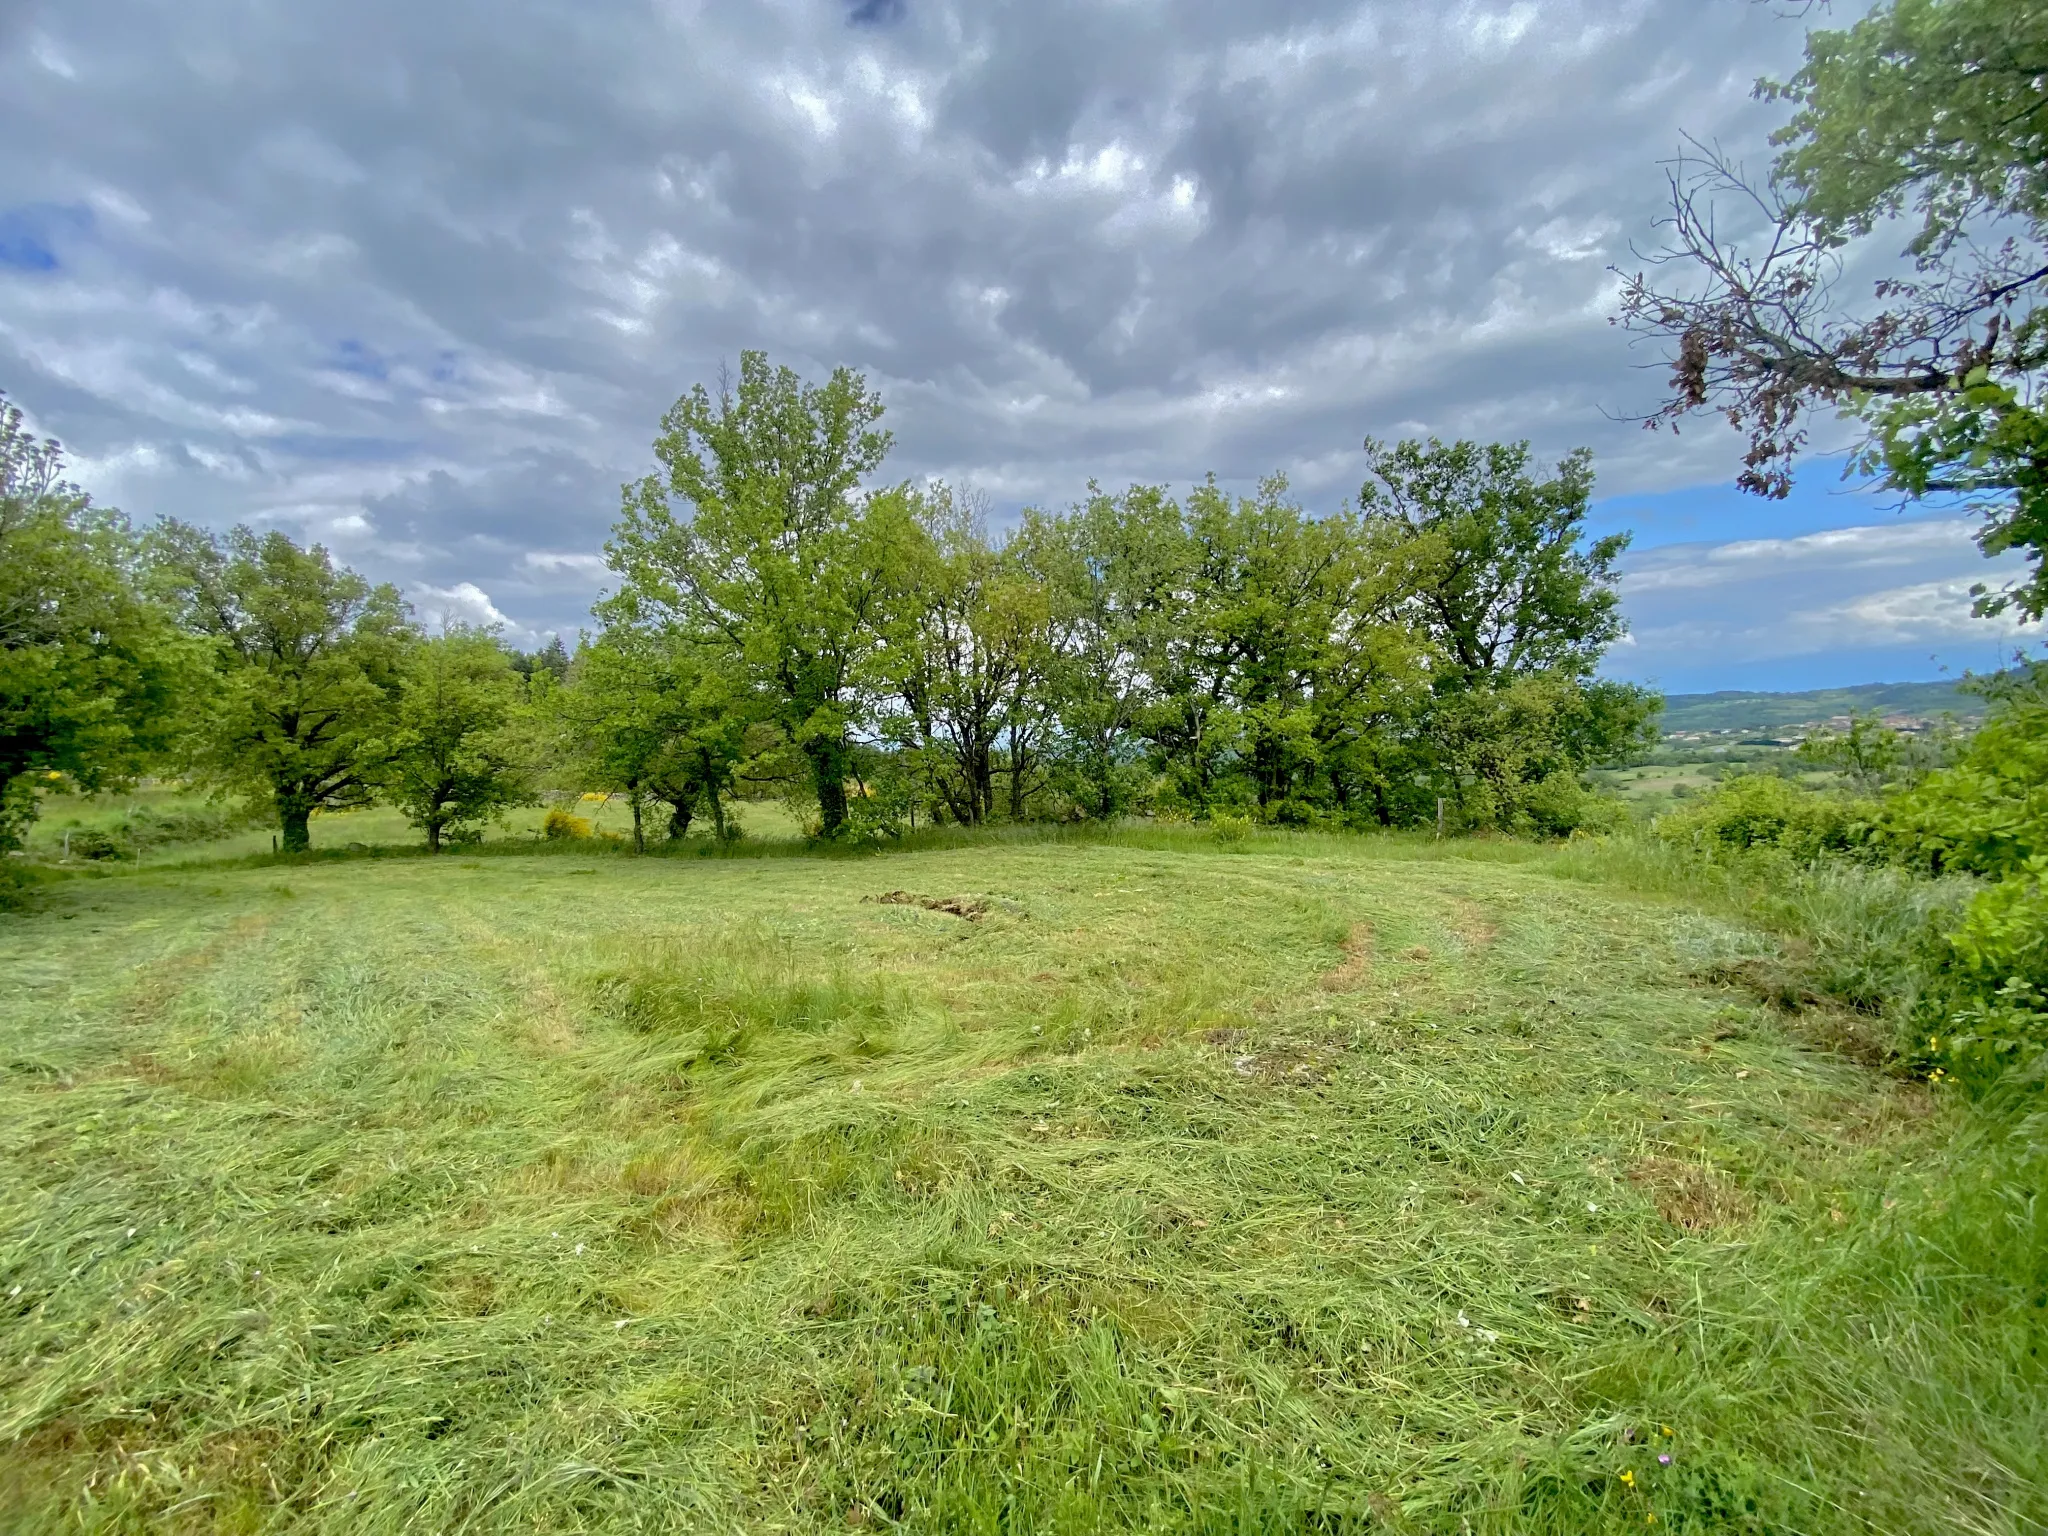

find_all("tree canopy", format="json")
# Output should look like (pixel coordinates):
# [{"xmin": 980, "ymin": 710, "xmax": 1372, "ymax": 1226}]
[{"xmin": 1618, "ymin": 0, "xmax": 2048, "ymax": 618}]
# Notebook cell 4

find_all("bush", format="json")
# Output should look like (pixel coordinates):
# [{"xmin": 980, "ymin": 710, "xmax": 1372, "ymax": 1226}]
[
  {"xmin": 1881, "ymin": 674, "xmax": 2047, "ymax": 877},
  {"xmin": 1910, "ymin": 861, "xmax": 2048, "ymax": 1092},
  {"xmin": 1657, "ymin": 774, "xmax": 1877, "ymax": 863},
  {"xmin": 543, "ymin": 808, "xmax": 593, "ymax": 840},
  {"xmin": 1209, "ymin": 811, "xmax": 1252, "ymax": 846},
  {"xmin": 1517, "ymin": 772, "xmax": 1629, "ymax": 839}
]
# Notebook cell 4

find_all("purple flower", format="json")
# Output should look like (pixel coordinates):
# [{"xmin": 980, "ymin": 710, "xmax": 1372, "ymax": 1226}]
[{"xmin": 1659, "ymin": 1454, "xmax": 1672, "ymax": 1465}]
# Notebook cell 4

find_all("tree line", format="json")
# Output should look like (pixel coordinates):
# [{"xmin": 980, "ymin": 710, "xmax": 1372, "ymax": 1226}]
[{"xmin": 0, "ymin": 361, "xmax": 1657, "ymax": 856}]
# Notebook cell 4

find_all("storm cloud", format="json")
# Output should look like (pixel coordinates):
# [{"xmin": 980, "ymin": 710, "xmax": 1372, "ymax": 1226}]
[{"xmin": 6, "ymin": 0, "xmax": 2019, "ymax": 681}]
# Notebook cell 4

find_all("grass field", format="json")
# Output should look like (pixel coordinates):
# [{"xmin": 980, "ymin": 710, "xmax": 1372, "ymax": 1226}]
[
  {"xmin": 19, "ymin": 787, "xmax": 808, "ymax": 863},
  {"xmin": 1, "ymin": 828, "xmax": 2042, "ymax": 1533}
]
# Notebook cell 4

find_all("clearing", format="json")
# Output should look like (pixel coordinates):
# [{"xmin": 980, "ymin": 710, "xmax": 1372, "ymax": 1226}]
[{"xmin": 0, "ymin": 831, "xmax": 2040, "ymax": 1533}]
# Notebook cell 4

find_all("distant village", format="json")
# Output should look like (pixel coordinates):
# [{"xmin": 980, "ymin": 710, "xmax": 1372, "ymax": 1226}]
[{"xmin": 1663, "ymin": 713, "xmax": 1958, "ymax": 749}]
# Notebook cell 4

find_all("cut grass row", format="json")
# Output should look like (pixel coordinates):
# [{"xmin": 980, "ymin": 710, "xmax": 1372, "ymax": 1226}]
[{"xmin": 0, "ymin": 832, "xmax": 2041, "ymax": 1532}]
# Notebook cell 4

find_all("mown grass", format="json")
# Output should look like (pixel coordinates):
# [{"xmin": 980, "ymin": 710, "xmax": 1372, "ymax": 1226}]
[{"xmin": 0, "ymin": 831, "xmax": 2041, "ymax": 1533}]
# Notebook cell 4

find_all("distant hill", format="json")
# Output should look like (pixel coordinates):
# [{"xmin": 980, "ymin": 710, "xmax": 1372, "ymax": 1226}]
[{"xmin": 1659, "ymin": 680, "xmax": 1982, "ymax": 733}]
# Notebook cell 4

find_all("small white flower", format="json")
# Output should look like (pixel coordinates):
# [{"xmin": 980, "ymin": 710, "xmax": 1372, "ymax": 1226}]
[
  {"xmin": 574, "ymin": 1243, "xmax": 585, "ymax": 1256},
  {"xmin": 1510, "ymin": 1171, "xmax": 1526, "ymax": 1186},
  {"xmin": 7, "ymin": 1285, "xmax": 19, "ymax": 1298},
  {"xmin": 849, "ymin": 1079, "xmax": 863, "ymax": 1094},
  {"xmin": 126, "ymin": 1227, "xmax": 137, "ymax": 1239},
  {"xmin": 551, "ymin": 1231, "xmax": 560, "ymax": 1240},
  {"xmin": 1586, "ymin": 1202, "xmax": 1599, "ymax": 1213},
  {"xmin": 1456, "ymin": 1312, "xmax": 1470, "ymax": 1328},
  {"xmin": 1031, "ymin": 1025, "xmax": 1042, "ymax": 1035},
  {"xmin": 614, "ymin": 1319, "xmax": 629, "ymax": 1330},
  {"xmin": 1477, "ymin": 1327, "xmax": 1499, "ymax": 1343}
]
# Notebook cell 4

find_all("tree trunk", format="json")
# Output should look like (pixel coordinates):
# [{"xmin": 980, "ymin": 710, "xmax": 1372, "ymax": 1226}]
[
  {"xmin": 709, "ymin": 790, "xmax": 728, "ymax": 841},
  {"xmin": 807, "ymin": 736, "xmax": 850, "ymax": 837},
  {"xmin": 427, "ymin": 817, "xmax": 443, "ymax": 853},
  {"xmin": 973, "ymin": 739, "xmax": 994, "ymax": 824},
  {"xmin": 667, "ymin": 799, "xmax": 694, "ymax": 840},
  {"xmin": 1007, "ymin": 722, "xmax": 1031, "ymax": 821},
  {"xmin": 278, "ymin": 791, "xmax": 313, "ymax": 854},
  {"xmin": 631, "ymin": 795, "xmax": 645, "ymax": 854}
]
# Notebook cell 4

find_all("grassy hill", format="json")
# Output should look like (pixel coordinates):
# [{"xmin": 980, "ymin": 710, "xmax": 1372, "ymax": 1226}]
[
  {"xmin": 1659, "ymin": 680, "xmax": 1980, "ymax": 733},
  {"xmin": 0, "ymin": 830, "xmax": 2039, "ymax": 1532}
]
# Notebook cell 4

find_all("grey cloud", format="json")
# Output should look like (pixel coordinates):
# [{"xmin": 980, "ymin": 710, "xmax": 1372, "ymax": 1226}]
[{"xmin": 3, "ymin": 0, "xmax": 1905, "ymax": 653}]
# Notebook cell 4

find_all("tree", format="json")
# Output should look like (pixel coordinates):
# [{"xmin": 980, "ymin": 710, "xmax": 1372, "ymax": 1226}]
[
  {"xmin": 887, "ymin": 486, "xmax": 1055, "ymax": 824},
  {"xmin": 384, "ymin": 629, "xmax": 532, "ymax": 850},
  {"xmin": 554, "ymin": 631, "xmax": 750, "ymax": 850},
  {"xmin": 510, "ymin": 634, "xmax": 570, "ymax": 685},
  {"xmin": 1357, "ymin": 438, "xmax": 1627, "ymax": 686},
  {"xmin": 1018, "ymin": 485, "xmax": 1185, "ymax": 821},
  {"xmin": 1355, "ymin": 438, "xmax": 1656, "ymax": 829},
  {"xmin": 155, "ymin": 524, "xmax": 414, "ymax": 853},
  {"xmin": 607, "ymin": 352, "xmax": 915, "ymax": 838},
  {"xmin": 0, "ymin": 392, "xmax": 190, "ymax": 852},
  {"xmin": 1617, "ymin": 0, "xmax": 2048, "ymax": 618}
]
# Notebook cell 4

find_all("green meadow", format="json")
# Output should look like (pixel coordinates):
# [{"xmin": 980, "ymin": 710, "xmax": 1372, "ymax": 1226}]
[{"xmin": 2, "ymin": 829, "xmax": 2040, "ymax": 1534}]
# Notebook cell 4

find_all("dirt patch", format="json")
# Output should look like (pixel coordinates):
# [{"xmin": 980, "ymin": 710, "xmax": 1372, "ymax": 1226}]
[
  {"xmin": 864, "ymin": 891, "xmax": 990, "ymax": 921},
  {"xmin": 1320, "ymin": 923, "xmax": 1374, "ymax": 991},
  {"xmin": 1453, "ymin": 899, "xmax": 1500, "ymax": 950},
  {"xmin": 1211, "ymin": 1031, "xmax": 1336, "ymax": 1087},
  {"xmin": 1629, "ymin": 1156, "xmax": 1754, "ymax": 1232}
]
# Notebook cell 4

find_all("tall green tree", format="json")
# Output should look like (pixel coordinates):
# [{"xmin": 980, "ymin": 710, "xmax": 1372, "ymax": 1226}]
[
  {"xmin": 1356, "ymin": 438, "xmax": 1656, "ymax": 829},
  {"xmin": 0, "ymin": 392, "xmax": 190, "ymax": 852},
  {"xmin": 607, "ymin": 352, "xmax": 915, "ymax": 838},
  {"xmin": 887, "ymin": 486, "xmax": 1055, "ymax": 824},
  {"xmin": 1357, "ymin": 439, "xmax": 1626, "ymax": 687},
  {"xmin": 1619, "ymin": 0, "xmax": 2048, "ymax": 617},
  {"xmin": 383, "ymin": 628, "xmax": 533, "ymax": 851},
  {"xmin": 155, "ymin": 524, "xmax": 415, "ymax": 853},
  {"xmin": 555, "ymin": 631, "xmax": 751, "ymax": 849},
  {"xmin": 1021, "ymin": 485, "xmax": 1187, "ymax": 820}
]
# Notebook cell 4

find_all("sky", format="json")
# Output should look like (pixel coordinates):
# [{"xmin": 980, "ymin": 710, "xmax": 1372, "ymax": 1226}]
[{"xmin": 0, "ymin": 0, "xmax": 2036, "ymax": 693}]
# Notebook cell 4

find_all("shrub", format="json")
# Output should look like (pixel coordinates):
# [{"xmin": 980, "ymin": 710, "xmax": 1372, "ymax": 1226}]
[
  {"xmin": 1517, "ymin": 773, "xmax": 1629, "ymax": 839},
  {"xmin": 1881, "ymin": 675, "xmax": 2047, "ymax": 877},
  {"xmin": 1657, "ymin": 774, "xmax": 1876, "ymax": 863},
  {"xmin": 1910, "ymin": 861, "xmax": 2048, "ymax": 1092},
  {"xmin": 1209, "ymin": 812, "xmax": 1252, "ymax": 846},
  {"xmin": 543, "ymin": 808, "xmax": 592, "ymax": 840}
]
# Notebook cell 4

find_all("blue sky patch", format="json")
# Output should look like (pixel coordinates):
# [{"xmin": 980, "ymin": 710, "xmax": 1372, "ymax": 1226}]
[
  {"xmin": 329, "ymin": 340, "xmax": 391, "ymax": 381},
  {"xmin": 0, "ymin": 203, "xmax": 93, "ymax": 272}
]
